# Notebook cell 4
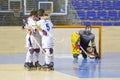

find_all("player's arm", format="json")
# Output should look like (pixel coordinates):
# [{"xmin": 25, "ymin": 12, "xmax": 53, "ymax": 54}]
[
  {"xmin": 34, "ymin": 25, "xmax": 42, "ymax": 32},
  {"xmin": 22, "ymin": 18, "xmax": 32, "ymax": 30},
  {"xmin": 40, "ymin": 16, "xmax": 50, "ymax": 20}
]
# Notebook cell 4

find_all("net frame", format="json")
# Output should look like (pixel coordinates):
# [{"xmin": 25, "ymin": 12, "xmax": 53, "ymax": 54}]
[{"xmin": 53, "ymin": 25, "xmax": 102, "ymax": 59}]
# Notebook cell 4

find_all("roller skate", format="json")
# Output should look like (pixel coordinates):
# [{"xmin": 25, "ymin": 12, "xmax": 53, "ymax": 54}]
[
  {"xmin": 29, "ymin": 62, "xmax": 35, "ymax": 70},
  {"xmin": 35, "ymin": 61, "xmax": 41, "ymax": 70},
  {"xmin": 24, "ymin": 62, "xmax": 31, "ymax": 71},
  {"xmin": 49, "ymin": 62, "xmax": 54, "ymax": 70},
  {"xmin": 24, "ymin": 62, "xmax": 35, "ymax": 71},
  {"xmin": 41, "ymin": 62, "xmax": 54, "ymax": 71}
]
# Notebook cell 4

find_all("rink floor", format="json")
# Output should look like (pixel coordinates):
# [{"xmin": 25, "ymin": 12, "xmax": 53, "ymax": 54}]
[{"xmin": 0, "ymin": 52, "xmax": 120, "ymax": 80}]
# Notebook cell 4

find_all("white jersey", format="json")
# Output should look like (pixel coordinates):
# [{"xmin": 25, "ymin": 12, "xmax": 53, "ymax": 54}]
[
  {"xmin": 25, "ymin": 17, "xmax": 41, "ymax": 48},
  {"xmin": 36, "ymin": 19, "xmax": 53, "ymax": 36},
  {"xmin": 37, "ymin": 18, "xmax": 55, "ymax": 48},
  {"xmin": 42, "ymin": 35, "xmax": 55, "ymax": 48}
]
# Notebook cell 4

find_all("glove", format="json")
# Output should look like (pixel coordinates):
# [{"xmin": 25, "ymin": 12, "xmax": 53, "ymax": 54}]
[{"xmin": 42, "ymin": 30, "xmax": 47, "ymax": 36}]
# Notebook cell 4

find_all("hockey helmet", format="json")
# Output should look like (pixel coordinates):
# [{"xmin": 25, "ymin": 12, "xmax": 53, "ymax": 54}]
[{"xmin": 85, "ymin": 24, "xmax": 92, "ymax": 34}]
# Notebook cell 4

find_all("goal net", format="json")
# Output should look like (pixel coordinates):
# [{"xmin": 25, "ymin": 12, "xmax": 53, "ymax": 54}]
[{"xmin": 53, "ymin": 26, "xmax": 102, "ymax": 59}]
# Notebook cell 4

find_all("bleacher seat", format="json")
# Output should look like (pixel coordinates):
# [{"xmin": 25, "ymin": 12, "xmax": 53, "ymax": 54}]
[
  {"xmin": 71, "ymin": 0, "xmax": 81, "ymax": 10},
  {"xmin": 81, "ymin": 0, "xmax": 91, "ymax": 10},
  {"xmin": 103, "ymin": 22, "xmax": 113, "ymax": 26},
  {"xmin": 86, "ymin": 11, "xmax": 97, "ymax": 20},
  {"xmin": 118, "ymin": 11, "xmax": 120, "ymax": 19},
  {"xmin": 82, "ymin": 22, "xmax": 91, "ymax": 26},
  {"xmin": 102, "ymin": 0, "xmax": 113, "ymax": 10},
  {"xmin": 97, "ymin": 11, "xmax": 108, "ymax": 20},
  {"xmin": 108, "ymin": 11, "xmax": 118, "ymax": 20},
  {"xmin": 113, "ymin": 0, "xmax": 120, "ymax": 10},
  {"xmin": 113, "ymin": 22, "xmax": 120, "ymax": 26},
  {"xmin": 76, "ymin": 11, "xmax": 86, "ymax": 20},
  {"xmin": 91, "ymin": 22, "xmax": 101, "ymax": 26},
  {"xmin": 92, "ymin": 0, "xmax": 102, "ymax": 10}
]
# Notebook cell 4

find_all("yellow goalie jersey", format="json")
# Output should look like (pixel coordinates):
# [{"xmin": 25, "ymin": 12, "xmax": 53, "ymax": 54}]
[{"xmin": 71, "ymin": 32, "xmax": 80, "ymax": 54}]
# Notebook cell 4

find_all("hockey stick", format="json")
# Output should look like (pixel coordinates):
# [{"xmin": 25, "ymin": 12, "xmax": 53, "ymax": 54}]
[
  {"xmin": 30, "ymin": 35, "xmax": 53, "ymax": 56},
  {"xmin": 79, "ymin": 45, "xmax": 97, "ymax": 58}
]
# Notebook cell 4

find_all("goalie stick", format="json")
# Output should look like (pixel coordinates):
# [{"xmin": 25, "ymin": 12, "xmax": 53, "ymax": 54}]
[
  {"xmin": 79, "ymin": 45, "xmax": 97, "ymax": 59},
  {"xmin": 30, "ymin": 35, "xmax": 53, "ymax": 56}
]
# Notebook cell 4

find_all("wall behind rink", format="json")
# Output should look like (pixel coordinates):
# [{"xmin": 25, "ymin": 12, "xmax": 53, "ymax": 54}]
[{"xmin": 0, "ymin": 26, "xmax": 120, "ymax": 54}]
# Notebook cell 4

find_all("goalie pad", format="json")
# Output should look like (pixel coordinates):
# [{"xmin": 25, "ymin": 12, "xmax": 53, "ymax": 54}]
[{"xmin": 71, "ymin": 32, "xmax": 80, "ymax": 54}]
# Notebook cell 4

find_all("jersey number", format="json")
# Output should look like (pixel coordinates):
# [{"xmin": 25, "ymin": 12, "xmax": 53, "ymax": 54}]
[{"xmin": 46, "ymin": 23, "xmax": 50, "ymax": 31}]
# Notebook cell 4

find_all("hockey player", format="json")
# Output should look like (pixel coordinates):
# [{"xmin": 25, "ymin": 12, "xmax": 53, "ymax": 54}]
[
  {"xmin": 22, "ymin": 10, "xmax": 41, "ymax": 70},
  {"xmin": 37, "ymin": 9, "xmax": 53, "ymax": 36},
  {"xmin": 36, "ymin": 9, "xmax": 55, "ymax": 70},
  {"xmin": 41, "ymin": 30, "xmax": 54, "ymax": 70},
  {"xmin": 71, "ymin": 32, "xmax": 81, "ymax": 63},
  {"xmin": 78, "ymin": 25, "xmax": 99, "ymax": 59}
]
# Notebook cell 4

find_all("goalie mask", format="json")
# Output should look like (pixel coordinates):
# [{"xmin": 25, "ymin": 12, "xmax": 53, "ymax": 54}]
[{"xmin": 85, "ymin": 25, "xmax": 92, "ymax": 35}]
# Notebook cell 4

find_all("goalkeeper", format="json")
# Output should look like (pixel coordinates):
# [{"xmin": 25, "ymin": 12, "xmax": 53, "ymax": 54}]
[{"xmin": 78, "ymin": 25, "xmax": 99, "ymax": 59}]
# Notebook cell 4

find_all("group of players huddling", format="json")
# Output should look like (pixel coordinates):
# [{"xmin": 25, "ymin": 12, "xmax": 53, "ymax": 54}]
[
  {"xmin": 22, "ymin": 9, "xmax": 54, "ymax": 71},
  {"xmin": 22, "ymin": 9, "xmax": 100, "ymax": 71}
]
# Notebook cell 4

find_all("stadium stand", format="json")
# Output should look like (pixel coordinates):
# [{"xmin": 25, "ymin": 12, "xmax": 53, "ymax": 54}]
[
  {"xmin": 81, "ymin": 0, "xmax": 91, "ymax": 10},
  {"xmin": 87, "ymin": 11, "xmax": 97, "ymax": 20},
  {"xmin": 97, "ymin": 11, "xmax": 108, "ymax": 20},
  {"xmin": 0, "ymin": 0, "xmax": 120, "ymax": 26},
  {"xmin": 76, "ymin": 10, "xmax": 86, "ymax": 20},
  {"xmin": 102, "ymin": 0, "xmax": 113, "ymax": 10},
  {"xmin": 71, "ymin": 0, "xmax": 120, "ymax": 26}
]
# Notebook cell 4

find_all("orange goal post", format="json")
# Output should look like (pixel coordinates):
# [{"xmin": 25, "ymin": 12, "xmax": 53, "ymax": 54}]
[{"xmin": 53, "ymin": 25, "xmax": 102, "ymax": 59}]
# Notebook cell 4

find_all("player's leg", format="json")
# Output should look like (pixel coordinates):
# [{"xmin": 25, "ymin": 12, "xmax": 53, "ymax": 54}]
[
  {"xmin": 72, "ymin": 45, "xmax": 80, "ymax": 63},
  {"xmin": 42, "ymin": 48, "xmax": 54, "ymax": 70},
  {"xmin": 34, "ymin": 48, "xmax": 41, "ymax": 69},
  {"xmin": 92, "ymin": 46, "xmax": 100, "ymax": 59},
  {"xmin": 24, "ymin": 48, "xmax": 34, "ymax": 70},
  {"xmin": 81, "ymin": 51, "xmax": 87, "ymax": 59},
  {"xmin": 73, "ymin": 54, "xmax": 79, "ymax": 63},
  {"xmin": 49, "ymin": 48, "xmax": 54, "ymax": 70}
]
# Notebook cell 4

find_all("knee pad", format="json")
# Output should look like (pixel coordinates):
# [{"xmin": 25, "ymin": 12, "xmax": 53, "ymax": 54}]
[
  {"xmin": 29, "ymin": 48, "xmax": 34, "ymax": 54},
  {"xmin": 34, "ymin": 48, "xmax": 40, "ymax": 53},
  {"xmin": 50, "ymin": 48, "xmax": 53, "ymax": 54}
]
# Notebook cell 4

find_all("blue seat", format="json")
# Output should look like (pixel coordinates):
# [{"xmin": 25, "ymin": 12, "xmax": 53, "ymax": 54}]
[
  {"xmin": 113, "ymin": 22, "xmax": 120, "ymax": 26},
  {"xmin": 71, "ymin": 0, "xmax": 81, "ymax": 10},
  {"xmin": 113, "ymin": 0, "xmax": 120, "ymax": 10},
  {"xmin": 103, "ymin": 22, "xmax": 113, "ymax": 26},
  {"xmin": 87, "ymin": 11, "xmax": 97, "ymax": 20},
  {"xmin": 92, "ymin": 0, "xmax": 102, "ymax": 10},
  {"xmin": 118, "ymin": 11, "xmax": 120, "ymax": 19},
  {"xmin": 108, "ymin": 11, "xmax": 118, "ymax": 20},
  {"xmin": 97, "ymin": 11, "xmax": 108, "ymax": 20},
  {"xmin": 76, "ymin": 11, "xmax": 86, "ymax": 20},
  {"xmin": 81, "ymin": 0, "xmax": 91, "ymax": 9},
  {"xmin": 91, "ymin": 22, "xmax": 102, "ymax": 26},
  {"xmin": 102, "ymin": 0, "xmax": 113, "ymax": 10},
  {"xmin": 82, "ymin": 22, "xmax": 91, "ymax": 26}
]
